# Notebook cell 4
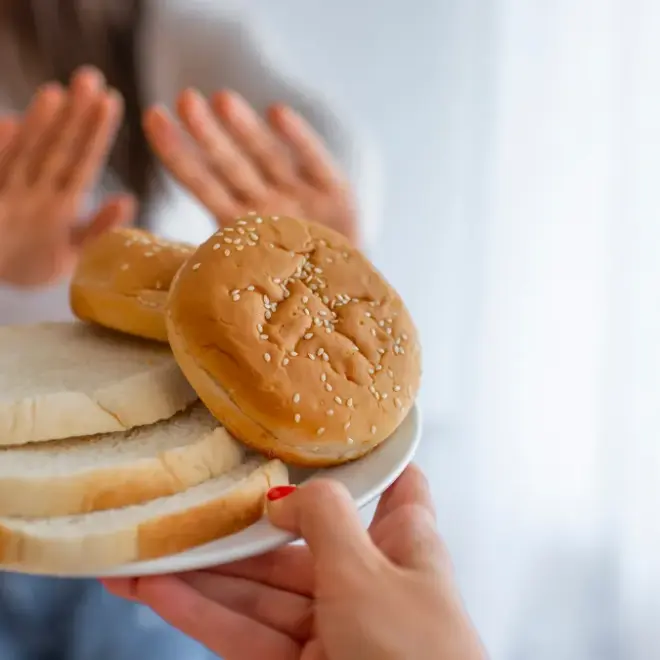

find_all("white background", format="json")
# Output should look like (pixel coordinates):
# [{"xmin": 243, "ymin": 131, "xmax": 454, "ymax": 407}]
[{"xmin": 211, "ymin": 1, "xmax": 659, "ymax": 658}]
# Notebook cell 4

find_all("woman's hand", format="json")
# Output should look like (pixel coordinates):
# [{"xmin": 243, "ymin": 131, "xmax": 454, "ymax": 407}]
[
  {"xmin": 104, "ymin": 466, "xmax": 485, "ymax": 660},
  {"xmin": 144, "ymin": 89, "xmax": 358, "ymax": 243},
  {"xmin": 0, "ymin": 68, "xmax": 135, "ymax": 287}
]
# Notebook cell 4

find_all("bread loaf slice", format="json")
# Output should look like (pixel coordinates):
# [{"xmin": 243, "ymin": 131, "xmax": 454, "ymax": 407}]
[
  {"xmin": 0, "ymin": 458, "xmax": 288, "ymax": 574},
  {"xmin": 0, "ymin": 322, "xmax": 197, "ymax": 446},
  {"xmin": 0, "ymin": 404, "xmax": 244, "ymax": 517}
]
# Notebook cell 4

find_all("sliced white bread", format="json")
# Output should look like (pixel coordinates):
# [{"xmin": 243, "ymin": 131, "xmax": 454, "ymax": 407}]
[
  {"xmin": 0, "ymin": 404, "xmax": 244, "ymax": 518},
  {"xmin": 0, "ymin": 457, "xmax": 288, "ymax": 574},
  {"xmin": 0, "ymin": 322, "xmax": 197, "ymax": 446}
]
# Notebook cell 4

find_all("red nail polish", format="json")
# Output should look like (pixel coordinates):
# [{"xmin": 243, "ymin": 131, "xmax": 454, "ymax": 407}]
[{"xmin": 267, "ymin": 485, "xmax": 297, "ymax": 502}]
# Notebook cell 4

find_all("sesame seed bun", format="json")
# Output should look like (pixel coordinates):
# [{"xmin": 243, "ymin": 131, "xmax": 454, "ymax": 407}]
[
  {"xmin": 167, "ymin": 215, "xmax": 422, "ymax": 467},
  {"xmin": 70, "ymin": 228, "xmax": 195, "ymax": 342}
]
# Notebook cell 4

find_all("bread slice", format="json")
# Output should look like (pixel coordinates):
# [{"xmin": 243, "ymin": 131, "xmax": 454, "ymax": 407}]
[
  {"xmin": 0, "ymin": 404, "xmax": 244, "ymax": 518},
  {"xmin": 0, "ymin": 458, "xmax": 288, "ymax": 574},
  {"xmin": 0, "ymin": 322, "xmax": 197, "ymax": 446}
]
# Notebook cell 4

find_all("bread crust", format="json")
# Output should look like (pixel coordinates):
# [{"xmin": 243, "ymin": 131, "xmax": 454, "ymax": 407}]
[
  {"xmin": 0, "ymin": 460, "xmax": 288, "ymax": 574},
  {"xmin": 71, "ymin": 228, "xmax": 195, "ymax": 341},
  {"xmin": 167, "ymin": 215, "xmax": 422, "ymax": 466},
  {"xmin": 0, "ymin": 407, "xmax": 244, "ymax": 517},
  {"xmin": 0, "ymin": 322, "xmax": 198, "ymax": 446}
]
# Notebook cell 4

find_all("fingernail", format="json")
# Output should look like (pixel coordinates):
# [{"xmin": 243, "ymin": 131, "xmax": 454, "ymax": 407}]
[{"xmin": 267, "ymin": 485, "xmax": 297, "ymax": 502}]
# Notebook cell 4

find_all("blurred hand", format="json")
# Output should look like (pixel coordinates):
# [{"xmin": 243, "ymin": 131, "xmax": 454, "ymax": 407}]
[
  {"xmin": 0, "ymin": 67, "xmax": 135, "ymax": 287},
  {"xmin": 104, "ymin": 466, "xmax": 485, "ymax": 660},
  {"xmin": 144, "ymin": 89, "xmax": 358, "ymax": 243}
]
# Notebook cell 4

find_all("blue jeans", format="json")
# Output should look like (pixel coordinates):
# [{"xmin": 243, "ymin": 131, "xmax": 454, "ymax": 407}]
[{"xmin": 0, "ymin": 574, "xmax": 218, "ymax": 659}]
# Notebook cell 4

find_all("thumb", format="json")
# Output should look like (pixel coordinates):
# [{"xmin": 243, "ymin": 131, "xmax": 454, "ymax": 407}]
[
  {"xmin": 266, "ymin": 480, "xmax": 380, "ymax": 568},
  {"xmin": 71, "ymin": 194, "xmax": 137, "ymax": 247}
]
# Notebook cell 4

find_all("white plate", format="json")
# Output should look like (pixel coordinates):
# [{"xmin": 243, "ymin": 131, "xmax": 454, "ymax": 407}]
[{"xmin": 13, "ymin": 405, "xmax": 421, "ymax": 579}]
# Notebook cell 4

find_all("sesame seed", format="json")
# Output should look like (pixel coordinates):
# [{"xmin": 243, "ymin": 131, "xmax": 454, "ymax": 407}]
[
  {"xmin": 327, "ymin": 409, "xmax": 334, "ymax": 416},
  {"xmin": 371, "ymin": 425, "xmax": 377, "ymax": 434},
  {"xmin": 192, "ymin": 263, "xmax": 201, "ymax": 271},
  {"xmin": 304, "ymin": 308, "xmax": 311, "ymax": 316},
  {"xmin": 248, "ymin": 285, "xmax": 255, "ymax": 292},
  {"xmin": 308, "ymin": 353, "xmax": 316, "ymax": 360},
  {"xmin": 325, "ymin": 327, "xmax": 332, "ymax": 334},
  {"xmin": 265, "ymin": 311, "xmax": 272, "ymax": 320},
  {"xmin": 347, "ymin": 398, "xmax": 354, "ymax": 408},
  {"xmin": 322, "ymin": 353, "xmax": 329, "ymax": 361},
  {"xmin": 302, "ymin": 296, "xmax": 309, "ymax": 304},
  {"xmin": 273, "ymin": 277, "xmax": 281, "ymax": 284},
  {"xmin": 395, "ymin": 397, "xmax": 402, "ymax": 408},
  {"xmin": 283, "ymin": 357, "xmax": 290, "ymax": 366},
  {"xmin": 237, "ymin": 227, "xmax": 245, "ymax": 235},
  {"xmin": 224, "ymin": 249, "xmax": 231, "ymax": 256},
  {"xmin": 249, "ymin": 232, "xmax": 259, "ymax": 241},
  {"xmin": 224, "ymin": 237, "xmax": 232, "ymax": 244},
  {"xmin": 213, "ymin": 243, "xmax": 221, "ymax": 250},
  {"xmin": 237, "ymin": 245, "xmax": 245, "ymax": 251},
  {"xmin": 232, "ymin": 294, "xmax": 240, "ymax": 302},
  {"xmin": 368, "ymin": 368, "xmax": 375, "ymax": 375},
  {"xmin": 347, "ymin": 437, "xmax": 354, "ymax": 445},
  {"xmin": 294, "ymin": 413, "xmax": 301, "ymax": 423},
  {"xmin": 260, "ymin": 334, "xmax": 269, "ymax": 340},
  {"xmin": 321, "ymin": 373, "xmax": 327, "ymax": 382},
  {"xmin": 317, "ymin": 348, "xmax": 324, "ymax": 356},
  {"xmin": 325, "ymin": 383, "xmax": 333, "ymax": 392},
  {"xmin": 371, "ymin": 329, "xmax": 377, "ymax": 336},
  {"xmin": 382, "ymin": 393, "xmax": 388, "ymax": 399},
  {"xmin": 264, "ymin": 353, "xmax": 271, "ymax": 362},
  {"xmin": 293, "ymin": 393, "xmax": 301, "ymax": 403},
  {"xmin": 317, "ymin": 427, "xmax": 325, "ymax": 435},
  {"xmin": 304, "ymin": 333, "xmax": 313, "ymax": 340},
  {"xmin": 394, "ymin": 385, "xmax": 401, "ymax": 392},
  {"xmin": 334, "ymin": 396, "xmax": 343, "ymax": 405},
  {"xmin": 344, "ymin": 421, "xmax": 351, "ymax": 430},
  {"xmin": 256, "ymin": 217, "xmax": 263, "ymax": 223}
]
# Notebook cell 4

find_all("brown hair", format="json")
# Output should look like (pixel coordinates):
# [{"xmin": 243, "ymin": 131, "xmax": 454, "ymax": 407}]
[{"xmin": 5, "ymin": 0, "xmax": 156, "ymax": 224}]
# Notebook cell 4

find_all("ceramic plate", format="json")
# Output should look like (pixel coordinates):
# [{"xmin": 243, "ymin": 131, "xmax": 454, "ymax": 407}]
[{"xmin": 11, "ymin": 405, "xmax": 421, "ymax": 579}]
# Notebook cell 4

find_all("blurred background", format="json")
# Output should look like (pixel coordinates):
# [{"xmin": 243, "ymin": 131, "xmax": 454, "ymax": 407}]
[{"xmin": 238, "ymin": 0, "xmax": 660, "ymax": 658}]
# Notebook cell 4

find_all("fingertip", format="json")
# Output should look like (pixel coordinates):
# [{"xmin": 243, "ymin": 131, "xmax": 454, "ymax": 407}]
[
  {"xmin": 143, "ymin": 105, "xmax": 171, "ymax": 132},
  {"xmin": 34, "ymin": 82, "xmax": 66, "ymax": 106},
  {"xmin": 71, "ymin": 65, "xmax": 106, "ymax": 92},
  {"xmin": 211, "ymin": 90, "xmax": 248, "ymax": 119},
  {"xmin": 177, "ymin": 87, "xmax": 204, "ymax": 114}
]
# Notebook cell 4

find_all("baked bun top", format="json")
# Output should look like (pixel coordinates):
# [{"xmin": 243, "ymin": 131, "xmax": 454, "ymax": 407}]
[
  {"xmin": 168, "ymin": 215, "xmax": 421, "ymax": 461},
  {"xmin": 71, "ymin": 228, "xmax": 194, "ymax": 341}
]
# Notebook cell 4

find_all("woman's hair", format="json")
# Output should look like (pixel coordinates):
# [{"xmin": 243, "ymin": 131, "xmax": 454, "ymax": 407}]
[{"xmin": 5, "ymin": 0, "xmax": 156, "ymax": 222}]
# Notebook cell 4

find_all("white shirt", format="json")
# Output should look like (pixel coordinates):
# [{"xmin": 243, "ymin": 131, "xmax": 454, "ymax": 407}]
[{"xmin": 0, "ymin": 0, "xmax": 380, "ymax": 325}]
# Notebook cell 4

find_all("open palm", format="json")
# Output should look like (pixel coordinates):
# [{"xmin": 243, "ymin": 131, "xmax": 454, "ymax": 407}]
[
  {"xmin": 144, "ymin": 89, "xmax": 358, "ymax": 244},
  {"xmin": 0, "ymin": 68, "xmax": 134, "ymax": 287}
]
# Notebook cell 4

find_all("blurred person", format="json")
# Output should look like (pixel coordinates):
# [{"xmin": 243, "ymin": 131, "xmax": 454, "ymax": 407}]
[
  {"xmin": 106, "ymin": 465, "xmax": 486, "ymax": 660},
  {"xmin": 0, "ymin": 1, "xmax": 377, "ymax": 659}
]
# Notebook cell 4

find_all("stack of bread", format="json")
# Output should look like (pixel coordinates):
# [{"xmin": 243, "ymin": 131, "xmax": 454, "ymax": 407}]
[{"xmin": 0, "ymin": 215, "xmax": 421, "ymax": 574}]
